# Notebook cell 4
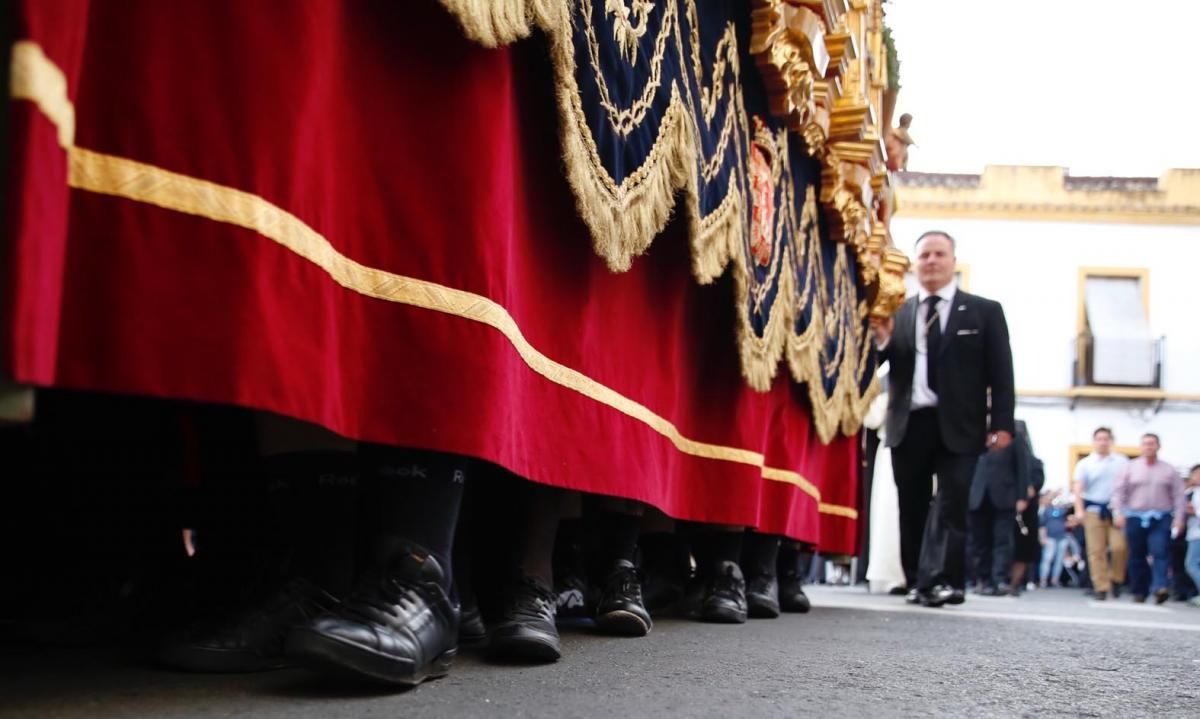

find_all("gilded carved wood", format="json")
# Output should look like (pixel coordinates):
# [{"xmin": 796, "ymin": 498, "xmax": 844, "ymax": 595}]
[{"xmin": 749, "ymin": 0, "xmax": 904, "ymax": 320}]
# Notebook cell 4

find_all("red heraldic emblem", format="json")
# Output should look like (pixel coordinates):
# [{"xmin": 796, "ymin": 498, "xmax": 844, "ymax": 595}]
[{"xmin": 749, "ymin": 117, "xmax": 775, "ymax": 267}]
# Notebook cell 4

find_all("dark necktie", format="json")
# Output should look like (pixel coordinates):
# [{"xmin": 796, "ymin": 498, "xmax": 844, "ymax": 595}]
[{"xmin": 924, "ymin": 295, "xmax": 942, "ymax": 393}]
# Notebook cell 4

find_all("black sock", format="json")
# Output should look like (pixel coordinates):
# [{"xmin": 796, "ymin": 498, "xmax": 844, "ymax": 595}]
[
  {"xmin": 552, "ymin": 518, "xmax": 585, "ymax": 581},
  {"xmin": 687, "ymin": 524, "xmax": 743, "ymax": 574},
  {"xmin": 594, "ymin": 510, "xmax": 641, "ymax": 569},
  {"xmin": 641, "ymin": 532, "xmax": 688, "ymax": 582},
  {"xmin": 361, "ymin": 445, "xmax": 466, "ymax": 587},
  {"xmin": 263, "ymin": 450, "xmax": 358, "ymax": 596},
  {"xmin": 742, "ymin": 532, "xmax": 781, "ymax": 578}
]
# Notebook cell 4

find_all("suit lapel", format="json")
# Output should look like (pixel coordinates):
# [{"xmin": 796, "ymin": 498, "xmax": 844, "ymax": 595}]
[
  {"xmin": 904, "ymin": 296, "xmax": 919, "ymax": 348},
  {"xmin": 939, "ymin": 290, "xmax": 967, "ymax": 357}
]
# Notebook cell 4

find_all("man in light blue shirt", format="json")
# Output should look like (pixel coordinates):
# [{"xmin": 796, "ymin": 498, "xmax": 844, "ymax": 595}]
[{"xmin": 1072, "ymin": 427, "xmax": 1129, "ymax": 600}]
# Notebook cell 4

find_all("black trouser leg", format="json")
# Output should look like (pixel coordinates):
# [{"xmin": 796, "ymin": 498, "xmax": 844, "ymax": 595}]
[
  {"xmin": 585, "ymin": 496, "xmax": 645, "ymax": 583},
  {"xmin": 685, "ymin": 522, "xmax": 744, "ymax": 576},
  {"xmin": 990, "ymin": 502, "xmax": 1014, "ymax": 588},
  {"xmin": 742, "ymin": 532, "xmax": 781, "ymax": 578},
  {"xmin": 968, "ymin": 505, "xmax": 993, "ymax": 588},
  {"xmin": 263, "ymin": 451, "xmax": 359, "ymax": 597},
  {"xmin": 917, "ymin": 451, "xmax": 978, "ymax": 590},
  {"xmin": 360, "ymin": 445, "xmax": 467, "ymax": 589},
  {"xmin": 891, "ymin": 411, "xmax": 937, "ymax": 589}
]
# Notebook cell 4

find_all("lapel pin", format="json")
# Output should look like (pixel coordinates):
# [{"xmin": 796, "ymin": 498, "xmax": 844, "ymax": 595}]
[{"xmin": 957, "ymin": 305, "xmax": 966, "ymax": 311}]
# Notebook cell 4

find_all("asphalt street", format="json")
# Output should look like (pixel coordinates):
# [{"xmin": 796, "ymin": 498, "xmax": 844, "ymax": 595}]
[{"xmin": 2, "ymin": 586, "xmax": 1198, "ymax": 718}]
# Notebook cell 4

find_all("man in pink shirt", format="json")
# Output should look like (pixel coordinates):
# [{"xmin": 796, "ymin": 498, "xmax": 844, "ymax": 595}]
[{"xmin": 1111, "ymin": 433, "xmax": 1187, "ymax": 604}]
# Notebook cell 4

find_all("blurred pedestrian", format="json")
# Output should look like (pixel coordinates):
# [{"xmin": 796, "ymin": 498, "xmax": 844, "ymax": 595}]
[
  {"xmin": 1038, "ymin": 493, "xmax": 1071, "ymax": 588},
  {"xmin": 1183, "ymin": 465, "xmax": 1200, "ymax": 608},
  {"xmin": 968, "ymin": 420, "xmax": 1037, "ymax": 595},
  {"xmin": 1073, "ymin": 427, "xmax": 1128, "ymax": 600},
  {"xmin": 1111, "ymin": 434, "xmax": 1186, "ymax": 604}
]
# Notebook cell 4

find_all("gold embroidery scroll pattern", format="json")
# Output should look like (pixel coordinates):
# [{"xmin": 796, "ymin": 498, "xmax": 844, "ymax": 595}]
[
  {"xmin": 583, "ymin": 0, "xmax": 675, "ymax": 137},
  {"xmin": 698, "ymin": 27, "xmax": 735, "ymax": 124},
  {"xmin": 606, "ymin": 0, "xmax": 654, "ymax": 63},
  {"xmin": 10, "ymin": 39, "xmax": 859, "ymax": 517}
]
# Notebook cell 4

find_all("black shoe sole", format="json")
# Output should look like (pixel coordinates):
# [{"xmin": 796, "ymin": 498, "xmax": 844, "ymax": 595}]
[
  {"xmin": 285, "ymin": 628, "xmax": 455, "ymax": 686},
  {"xmin": 747, "ymin": 599, "xmax": 781, "ymax": 619},
  {"xmin": 699, "ymin": 606, "xmax": 747, "ymax": 624},
  {"xmin": 779, "ymin": 601, "xmax": 811, "ymax": 614},
  {"xmin": 159, "ymin": 646, "xmax": 287, "ymax": 674},
  {"xmin": 594, "ymin": 609, "xmax": 652, "ymax": 637},
  {"xmin": 487, "ymin": 631, "xmax": 562, "ymax": 663},
  {"xmin": 458, "ymin": 630, "xmax": 488, "ymax": 645}
]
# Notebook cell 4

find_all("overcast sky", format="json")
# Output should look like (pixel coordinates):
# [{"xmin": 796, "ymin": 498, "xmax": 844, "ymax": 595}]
[{"xmin": 884, "ymin": 0, "xmax": 1200, "ymax": 178}]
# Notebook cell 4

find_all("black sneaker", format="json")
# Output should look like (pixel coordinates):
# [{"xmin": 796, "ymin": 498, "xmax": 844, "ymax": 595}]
[
  {"xmin": 488, "ymin": 574, "xmax": 561, "ymax": 663},
  {"xmin": 778, "ymin": 570, "xmax": 811, "ymax": 613},
  {"xmin": 160, "ymin": 578, "xmax": 339, "ymax": 673},
  {"xmin": 1154, "ymin": 588, "xmax": 1170, "ymax": 605},
  {"xmin": 746, "ymin": 573, "xmax": 780, "ymax": 619},
  {"xmin": 458, "ymin": 597, "xmax": 487, "ymax": 645},
  {"xmin": 700, "ymin": 561, "xmax": 747, "ymax": 624},
  {"xmin": 594, "ymin": 560, "xmax": 652, "ymax": 637},
  {"xmin": 285, "ymin": 540, "xmax": 458, "ymax": 686}
]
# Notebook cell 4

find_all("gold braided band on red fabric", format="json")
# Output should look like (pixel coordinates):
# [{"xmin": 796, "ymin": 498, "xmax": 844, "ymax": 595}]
[{"xmin": 9, "ymin": 40, "xmax": 857, "ymax": 520}]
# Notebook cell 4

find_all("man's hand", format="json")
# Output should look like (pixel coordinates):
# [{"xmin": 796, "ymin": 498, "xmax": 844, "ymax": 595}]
[
  {"xmin": 873, "ymin": 316, "xmax": 894, "ymax": 348},
  {"xmin": 988, "ymin": 430, "xmax": 1013, "ymax": 452},
  {"xmin": 1016, "ymin": 499, "xmax": 1028, "ymax": 513},
  {"xmin": 1113, "ymin": 512, "xmax": 1126, "ymax": 530},
  {"xmin": 1173, "ymin": 521, "xmax": 1185, "ymax": 539}
]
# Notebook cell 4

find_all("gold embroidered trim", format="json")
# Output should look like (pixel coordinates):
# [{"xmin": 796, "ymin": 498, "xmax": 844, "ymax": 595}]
[
  {"xmin": 10, "ymin": 40, "xmax": 74, "ymax": 148},
  {"xmin": 819, "ymin": 503, "xmax": 858, "ymax": 519},
  {"xmin": 9, "ymin": 40, "xmax": 860, "ymax": 518},
  {"xmin": 441, "ymin": 0, "xmax": 877, "ymax": 439}
]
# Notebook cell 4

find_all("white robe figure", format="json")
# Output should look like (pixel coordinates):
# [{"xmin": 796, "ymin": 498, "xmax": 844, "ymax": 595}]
[{"xmin": 865, "ymin": 382, "xmax": 906, "ymax": 594}]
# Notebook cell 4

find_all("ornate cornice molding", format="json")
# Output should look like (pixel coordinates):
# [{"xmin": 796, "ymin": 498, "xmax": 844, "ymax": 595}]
[{"xmin": 895, "ymin": 166, "xmax": 1200, "ymax": 225}]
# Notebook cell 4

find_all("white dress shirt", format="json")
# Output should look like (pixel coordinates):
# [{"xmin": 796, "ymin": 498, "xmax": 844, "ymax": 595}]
[{"xmin": 910, "ymin": 279, "xmax": 957, "ymax": 409}]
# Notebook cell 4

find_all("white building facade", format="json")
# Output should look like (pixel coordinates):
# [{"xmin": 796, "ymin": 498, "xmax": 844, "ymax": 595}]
[{"xmin": 891, "ymin": 166, "xmax": 1200, "ymax": 487}]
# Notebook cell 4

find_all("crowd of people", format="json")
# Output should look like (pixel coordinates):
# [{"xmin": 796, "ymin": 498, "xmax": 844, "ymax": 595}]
[
  {"xmin": 992, "ymin": 427, "xmax": 1200, "ymax": 606},
  {"xmin": 953, "ymin": 426, "xmax": 1200, "ymax": 606}
]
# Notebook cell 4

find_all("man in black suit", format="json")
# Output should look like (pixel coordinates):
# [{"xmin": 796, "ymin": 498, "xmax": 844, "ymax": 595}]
[
  {"xmin": 967, "ymin": 420, "xmax": 1037, "ymax": 595},
  {"xmin": 874, "ymin": 231, "xmax": 1015, "ymax": 607}
]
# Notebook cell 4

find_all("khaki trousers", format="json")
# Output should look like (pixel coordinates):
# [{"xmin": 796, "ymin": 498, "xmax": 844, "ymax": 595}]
[{"xmin": 1084, "ymin": 511, "xmax": 1128, "ymax": 592}]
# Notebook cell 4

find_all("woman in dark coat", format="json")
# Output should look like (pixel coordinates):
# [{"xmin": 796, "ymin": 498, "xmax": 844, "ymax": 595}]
[{"xmin": 1009, "ymin": 422, "xmax": 1044, "ymax": 595}]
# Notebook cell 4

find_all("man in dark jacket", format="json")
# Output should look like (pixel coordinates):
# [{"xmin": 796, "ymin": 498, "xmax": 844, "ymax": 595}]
[
  {"xmin": 874, "ymin": 231, "xmax": 1016, "ymax": 608},
  {"xmin": 968, "ymin": 420, "xmax": 1037, "ymax": 595}
]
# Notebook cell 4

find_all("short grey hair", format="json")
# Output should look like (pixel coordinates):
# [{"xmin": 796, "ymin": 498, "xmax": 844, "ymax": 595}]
[{"xmin": 915, "ymin": 230, "xmax": 956, "ymax": 253}]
